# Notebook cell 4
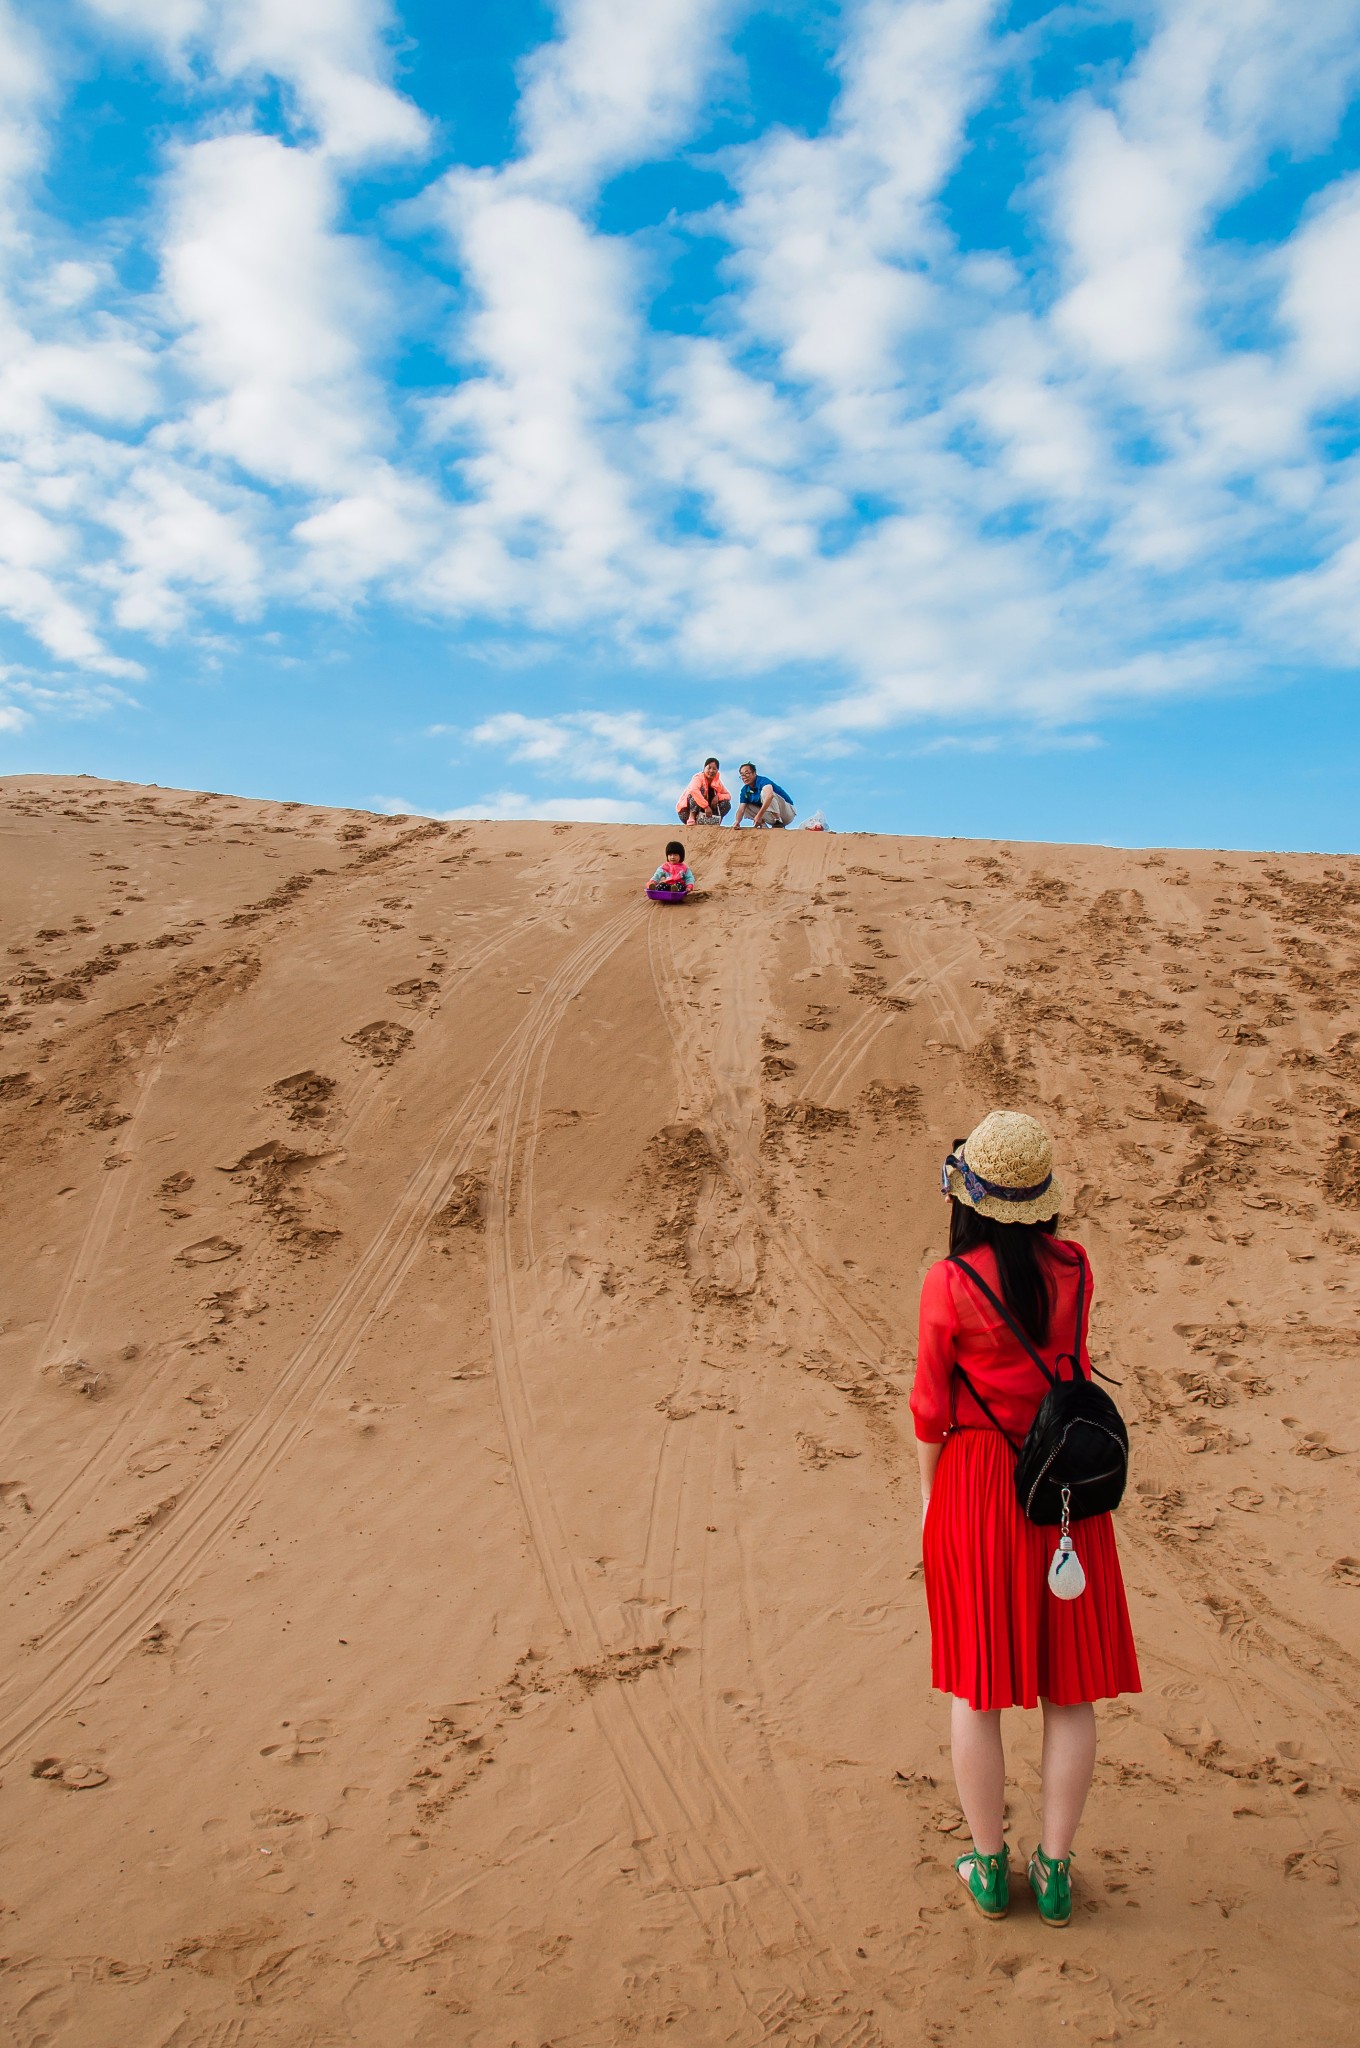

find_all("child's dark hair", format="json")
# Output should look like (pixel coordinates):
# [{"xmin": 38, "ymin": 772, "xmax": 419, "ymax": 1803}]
[
  {"xmin": 946, "ymin": 1132, "xmax": 1068, "ymax": 1346},
  {"xmin": 666, "ymin": 840, "xmax": 685, "ymax": 860}
]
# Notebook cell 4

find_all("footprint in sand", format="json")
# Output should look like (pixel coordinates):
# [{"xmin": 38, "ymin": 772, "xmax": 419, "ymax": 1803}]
[
  {"xmin": 1293, "ymin": 1429, "xmax": 1344, "ymax": 1460},
  {"xmin": 260, "ymin": 1718, "xmax": 332, "ymax": 1764},
  {"xmin": 387, "ymin": 977, "xmax": 440, "ymax": 1009},
  {"xmin": 344, "ymin": 1020, "xmax": 413, "ymax": 1067},
  {"xmin": 46, "ymin": 1358, "xmax": 110, "ymax": 1398},
  {"xmin": 859, "ymin": 1081, "xmax": 924, "ymax": 1127},
  {"xmin": 429, "ymin": 1171, "xmax": 486, "ymax": 1237},
  {"xmin": 250, "ymin": 1805, "xmax": 306, "ymax": 1829},
  {"xmin": 0, "ymin": 1480, "xmax": 34, "ymax": 1521},
  {"xmin": 32, "ymin": 1756, "xmax": 109, "ymax": 1789},
  {"xmin": 796, "ymin": 1433, "xmax": 861, "ymax": 1469},
  {"xmin": 126, "ymin": 1440, "xmax": 181, "ymax": 1477},
  {"xmin": 109, "ymin": 1492, "xmax": 179, "ymax": 1539},
  {"xmin": 175, "ymin": 1236, "xmax": 242, "ymax": 1266},
  {"xmin": 268, "ymin": 1071, "xmax": 336, "ymax": 1124},
  {"xmin": 198, "ymin": 1286, "xmax": 268, "ymax": 1326}
]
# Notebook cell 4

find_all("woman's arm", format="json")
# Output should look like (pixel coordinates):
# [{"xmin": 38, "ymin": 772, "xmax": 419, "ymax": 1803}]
[
  {"xmin": 918, "ymin": 1438, "xmax": 942, "ymax": 1519},
  {"xmin": 910, "ymin": 1260, "xmax": 955, "ymax": 1444}
]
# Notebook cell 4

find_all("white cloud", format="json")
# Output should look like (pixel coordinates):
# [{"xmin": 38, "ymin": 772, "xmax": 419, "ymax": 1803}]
[
  {"xmin": 424, "ymin": 175, "xmax": 648, "ymax": 619},
  {"xmin": 1282, "ymin": 173, "xmax": 1360, "ymax": 398},
  {"xmin": 1050, "ymin": 2, "xmax": 1360, "ymax": 391},
  {"xmin": 961, "ymin": 333, "xmax": 1104, "ymax": 506},
  {"xmin": 720, "ymin": 0, "xmax": 1001, "ymax": 391},
  {"xmin": 162, "ymin": 133, "xmax": 384, "ymax": 493},
  {"xmin": 291, "ymin": 478, "xmax": 438, "ymax": 590},
  {"xmin": 0, "ymin": 668, "xmax": 135, "ymax": 722},
  {"xmin": 157, "ymin": 129, "xmax": 443, "ymax": 597},
  {"xmin": 1, "ymin": 0, "xmax": 1360, "ymax": 801},
  {"xmin": 471, "ymin": 708, "xmax": 690, "ymax": 796},
  {"xmin": 645, "ymin": 340, "xmax": 842, "ymax": 555},
  {"xmin": 99, "ymin": 464, "xmax": 262, "ymax": 633},
  {"xmin": 420, "ymin": 0, "xmax": 746, "ymax": 625},
  {"xmin": 1266, "ymin": 531, "xmax": 1360, "ymax": 660},
  {"xmin": 1053, "ymin": 106, "xmax": 1204, "ymax": 372},
  {"xmin": 0, "ymin": 2, "xmax": 48, "ymax": 223},
  {"xmin": 0, "ymin": 321, "xmax": 156, "ymax": 430},
  {"xmin": 0, "ymin": 467, "xmax": 140, "ymax": 673},
  {"xmin": 416, "ymin": 0, "xmax": 1360, "ymax": 814},
  {"xmin": 377, "ymin": 788, "xmax": 656, "ymax": 823},
  {"xmin": 81, "ymin": 0, "xmax": 429, "ymax": 161},
  {"xmin": 0, "ymin": 17, "xmax": 434, "ymax": 673},
  {"xmin": 0, "ymin": 4, "xmax": 150, "ymax": 673},
  {"xmin": 516, "ymin": 0, "xmax": 734, "ymax": 196}
]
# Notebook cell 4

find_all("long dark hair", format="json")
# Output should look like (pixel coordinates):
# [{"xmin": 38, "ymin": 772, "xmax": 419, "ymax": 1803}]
[{"xmin": 948, "ymin": 1198, "xmax": 1063, "ymax": 1348}]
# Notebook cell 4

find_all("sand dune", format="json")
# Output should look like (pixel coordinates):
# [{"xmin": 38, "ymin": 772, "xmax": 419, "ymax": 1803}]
[{"xmin": 1, "ymin": 773, "xmax": 1357, "ymax": 2046}]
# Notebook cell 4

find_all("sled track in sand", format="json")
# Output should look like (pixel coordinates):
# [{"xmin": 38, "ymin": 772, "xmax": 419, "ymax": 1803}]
[
  {"xmin": 0, "ymin": 912, "xmax": 614, "ymax": 1769},
  {"xmin": 640, "ymin": 897, "xmax": 904, "ymax": 2031},
  {"xmin": 799, "ymin": 897, "xmax": 1031, "ymax": 1107},
  {"xmin": 1, "ymin": 909, "xmax": 539, "ymax": 1585},
  {"xmin": 648, "ymin": 905, "xmax": 895, "ymax": 1372},
  {"xmin": 479, "ymin": 900, "xmax": 887, "ymax": 2043},
  {"xmin": 0, "ymin": 1021, "xmax": 184, "ymax": 1462}
]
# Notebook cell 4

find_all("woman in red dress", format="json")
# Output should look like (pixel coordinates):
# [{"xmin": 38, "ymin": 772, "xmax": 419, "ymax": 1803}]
[{"xmin": 912, "ymin": 1110, "xmax": 1140, "ymax": 1925}]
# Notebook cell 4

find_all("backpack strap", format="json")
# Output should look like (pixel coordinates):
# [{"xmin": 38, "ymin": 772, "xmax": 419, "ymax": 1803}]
[
  {"xmin": 1048, "ymin": 1256, "xmax": 1121, "ymax": 1384},
  {"xmin": 946, "ymin": 1254, "xmax": 1101, "ymax": 1443},
  {"xmin": 1054, "ymin": 1254, "xmax": 1088, "ymax": 1384},
  {"xmin": 949, "ymin": 1251, "xmax": 1097, "ymax": 1386},
  {"xmin": 948, "ymin": 1256, "xmax": 1059, "ymax": 1386},
  {"xmin": 948, "ymin": 1358, "xmax": 1023, "ymax": 1455},
  {"xmin": 944, "ymin": 1256, "xmax": 1039, "ymax": 1452}
]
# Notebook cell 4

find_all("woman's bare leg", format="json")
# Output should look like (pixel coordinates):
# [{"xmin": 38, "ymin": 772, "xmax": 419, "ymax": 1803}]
[
  {"xmin": 1038, "ymin": 1700, "xmax": 1097, "ymax": 1857},
  {"xmin": 950, "ymin": 1699, "xmax": 1006, "ymax": 1853}
]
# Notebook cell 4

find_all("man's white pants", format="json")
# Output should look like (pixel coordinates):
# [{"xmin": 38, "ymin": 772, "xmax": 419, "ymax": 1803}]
[{"xmin": 756, "ymin": 793, "xmax": 796, "ymax": 826}]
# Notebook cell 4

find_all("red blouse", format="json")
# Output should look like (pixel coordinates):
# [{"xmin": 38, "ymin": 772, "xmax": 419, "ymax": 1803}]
[{"xmin": 910, "ymin": 1238, "xmax": 1094, "ymax": 1446}]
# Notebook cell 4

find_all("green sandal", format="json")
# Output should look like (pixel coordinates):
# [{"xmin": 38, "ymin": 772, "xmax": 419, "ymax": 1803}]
[
  {"xmin": 955, "ymin": 1843, "xmax": 1010, "ymax": 1920},
  {"xmin": 1027, "ymin": 1844, "xmax": 1073, "ymax": 1926}
]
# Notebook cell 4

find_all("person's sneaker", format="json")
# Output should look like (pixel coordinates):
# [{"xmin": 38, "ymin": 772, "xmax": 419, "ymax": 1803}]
[
  {"xmin": 954, "ymin": 1844, "xmax": 1009, "ymax": 1919},
  {"xmin": 1027, "ymin": 1845, "xmax": 1073, "ymax": 1926}
]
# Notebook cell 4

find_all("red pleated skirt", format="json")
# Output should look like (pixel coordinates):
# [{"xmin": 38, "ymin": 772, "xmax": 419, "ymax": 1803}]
[{"xmin": 923, "ymin": 1428, "xmax": 1142, "ymax": 1710}]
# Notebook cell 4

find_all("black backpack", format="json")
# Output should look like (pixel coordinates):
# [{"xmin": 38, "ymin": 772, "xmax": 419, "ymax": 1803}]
[{"xmin": 948, "ymin": 1254, "xmax": 1129, "ymax": 1527}]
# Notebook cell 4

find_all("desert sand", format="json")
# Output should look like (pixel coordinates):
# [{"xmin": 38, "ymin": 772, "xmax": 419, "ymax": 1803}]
[{"xmin": 0, "ymin": 772, "xmax": 1357, "ymax": 2046}]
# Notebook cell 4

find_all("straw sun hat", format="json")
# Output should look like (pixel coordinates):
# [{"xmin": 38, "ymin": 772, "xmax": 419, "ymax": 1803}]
[{"xmin": 941, "ymin": 1110, "xmax": 1064, "ymax": 1224}]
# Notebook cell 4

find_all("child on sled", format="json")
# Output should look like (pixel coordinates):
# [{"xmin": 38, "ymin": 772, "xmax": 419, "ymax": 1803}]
[{"xmin": 646, "ymin": 841, "xmax": 695, "ymax": 901}]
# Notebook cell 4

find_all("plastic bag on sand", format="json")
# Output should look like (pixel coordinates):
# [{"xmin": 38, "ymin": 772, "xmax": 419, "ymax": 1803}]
[{"xmin": 804, "ymin": 810, "xmax": 828, "ymax": 831}]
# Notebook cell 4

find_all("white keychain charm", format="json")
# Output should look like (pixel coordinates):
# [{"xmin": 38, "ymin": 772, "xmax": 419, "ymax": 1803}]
[{"xmin": 1047, "ymin": 1487, "xmax": 1087, "ymax": 1601}]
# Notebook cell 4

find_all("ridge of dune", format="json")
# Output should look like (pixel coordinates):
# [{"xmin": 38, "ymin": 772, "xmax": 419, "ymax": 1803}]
[{"xmin": 1, "ymin": 773, "xmax": 1358, "ymax": 2046}]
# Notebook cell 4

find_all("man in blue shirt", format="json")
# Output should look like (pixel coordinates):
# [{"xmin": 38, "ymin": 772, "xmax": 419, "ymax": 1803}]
[{"xmin": 735, "ymin": 762, "xmax": 796, "ymax": 828}]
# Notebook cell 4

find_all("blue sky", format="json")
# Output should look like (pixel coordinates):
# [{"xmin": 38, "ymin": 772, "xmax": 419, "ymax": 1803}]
[{"xmin": 1, "ymin": 0, "xmax": 1358, "ymax": 850}]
